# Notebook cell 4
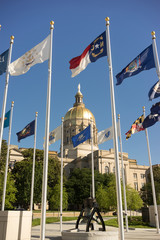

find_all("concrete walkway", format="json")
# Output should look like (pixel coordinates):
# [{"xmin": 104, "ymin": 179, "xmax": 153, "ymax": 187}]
[{"xmin": 31, "ymin": 220, "xmax": 160, "ymax": 240}]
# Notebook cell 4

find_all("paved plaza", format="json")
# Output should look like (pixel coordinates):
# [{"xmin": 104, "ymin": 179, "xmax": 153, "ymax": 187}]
[{"xmin": 31, "ymin": 220, "xmax": 160, "ymax": 240}]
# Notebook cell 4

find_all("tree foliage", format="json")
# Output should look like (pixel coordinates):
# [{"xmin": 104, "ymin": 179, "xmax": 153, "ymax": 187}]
[
  {"xmin": 0, "ymin": 140, "xmax": 17, "ymax": 209},
  {"xmin": 11, "ymin": 148, "xmax": 61, "ymax": 209},
  {"xmin": 49, "ymin": 182, "xmax": 68, "ymax": 210},
  {"xmin": 140, "ymin": 166, "xmax": 160, "ymax": 205}
]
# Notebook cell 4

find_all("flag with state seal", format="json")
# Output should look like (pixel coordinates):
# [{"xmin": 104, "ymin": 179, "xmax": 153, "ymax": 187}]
[
  {"xmin": 69, "ymin": 31, "xmax": 107, "ymax": 77},
  {"xmin": 16, "ymin": 120, "xmax": 35, "ymax": 142},
  {"xmin": 98, "ymin": 124, "xmax": 120, "ymax": 145},
  {"xmin": 9, "ymin": 35, "xmax": 50, "ymax": 76},
  {"xmin": 116, "ymin": 44, "xmax": 155, "ymax": 85},
  {"xmin": 49, "ymin": 125, "xmax": 61, "ymax": 145},
  {"xmin": 72, "ymin": 125, "xmax": 91, "ymax": 147},
  {"xmin": 148, "ymin": 80, "xmax": 160, "ymax": 100}
]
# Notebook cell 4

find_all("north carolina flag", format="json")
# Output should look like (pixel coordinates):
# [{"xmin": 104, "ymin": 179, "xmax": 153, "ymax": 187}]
[{"xmin": 69, "ymin": 31, "xmax": 107, "ymax": 77}]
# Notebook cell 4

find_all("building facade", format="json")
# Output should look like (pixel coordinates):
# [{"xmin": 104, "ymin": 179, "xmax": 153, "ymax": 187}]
[
  {"xmin": 61, "ymin": 85, "xmax": 149, "ymax": 191},
  {"xmin": 9, "ymin": 85, "xmax": 149, "ymax": 192}
]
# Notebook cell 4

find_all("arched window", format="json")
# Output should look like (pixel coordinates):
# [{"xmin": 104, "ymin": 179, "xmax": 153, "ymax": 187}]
[{"xmin": 105, "ymin": 166, "xmax": 109, "ymax": 174}]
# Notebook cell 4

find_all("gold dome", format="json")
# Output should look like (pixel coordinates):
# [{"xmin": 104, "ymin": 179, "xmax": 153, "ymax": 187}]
[
  {"xmin": 64, "ymin": 84, "xmax": 95, "ymax": 122},
  {"xmin": 64, "ymin": 106, "xmax": 95, "ymax": 122}
]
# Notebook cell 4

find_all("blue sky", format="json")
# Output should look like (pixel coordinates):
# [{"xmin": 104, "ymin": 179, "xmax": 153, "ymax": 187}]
[{"xmin": 0, "ymin": 0, "xmax": 160, "ymax": 166}]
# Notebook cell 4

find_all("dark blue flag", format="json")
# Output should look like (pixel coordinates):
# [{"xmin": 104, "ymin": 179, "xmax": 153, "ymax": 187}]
[
  {"xmin": 116, "ymin": 45, "xmax": 155, "ymax": 85},
  {"xmin": 0, "ymin": 49, "xmax": 9, "ymax": 75},
  {"xmin": 150, "ymin": 101, "xmax": 160, "ymax": 114},
  {"xmin": 143, "ymin": 101, "xmax": 160, "ymax": 128},
  {"xmin": 72, "ymin": 125, "xmax": 91, "ymax": 147},
  {"xmin": 148, "ymin": 80, "xmax": 160, "ymax": 100},
  {"xmin": 16, "ymin": 120, "xmax": 35, "ymax": 142},
  {"xmin": 142, "ymin": 114, "xmax": 160, "ymax": 129}
]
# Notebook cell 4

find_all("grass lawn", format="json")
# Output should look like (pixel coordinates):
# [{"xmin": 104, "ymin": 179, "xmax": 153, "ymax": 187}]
[
  {"xmin": 32, "ymin": 216, "xmax": 77, "ymax": 227},
  {"xmin": 104, "ymin": 216, "xmax": 155, "ymax": 229}
]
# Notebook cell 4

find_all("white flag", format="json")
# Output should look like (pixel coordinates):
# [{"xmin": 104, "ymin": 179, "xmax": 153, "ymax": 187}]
[
  {"xmin": 49, "ymin": 125, "xmax": 61, "ymax": 145},
  {"xmin": 9, "ymin": 35, "xmax": 50, "ymax": 76},
  {"xmin": 98, "ymin": 124, "xmax": 120, "ymax": 145}
]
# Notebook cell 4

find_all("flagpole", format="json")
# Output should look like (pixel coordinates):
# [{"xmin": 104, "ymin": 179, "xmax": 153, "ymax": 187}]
[
  {"xmin": 30, "ymin": 112, "xmax": 38, "ymax": 211},
  {"xmin": 118, "ymin": 114, "xmax": 129, "ymax": 232},
  {"xmin": 90, "ymin": 118, "xmax": 95, "ymax": 199},
  {"xmin": 40, "ymin": 21, "xmax": 54, "ymax": 240},
  {"xmin": 143, "ymin": 106, "xmax": 159, "ymax": 234},
  {"xmin": 60, "ymin": 117, "xmax": 64, "ymax": 232},
  {"xmin": 1, "ymin": 101, "xmax": 14, "ymax": 211},
  {"xmin": 151, "ymin": 31, "xmax": 160, "ymax": 80},
  {"xmin": 0, "ymin": 36, "xmax": 14, "ymax": 156},
  {"xmin": 105, "ymin": 17, "xmax": 124, "ymax": 240}
]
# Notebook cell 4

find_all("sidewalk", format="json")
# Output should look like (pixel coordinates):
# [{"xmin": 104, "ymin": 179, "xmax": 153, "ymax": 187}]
[{"xmin": 31, "ymin": 220, "xmax": 160, "ymax": 240}]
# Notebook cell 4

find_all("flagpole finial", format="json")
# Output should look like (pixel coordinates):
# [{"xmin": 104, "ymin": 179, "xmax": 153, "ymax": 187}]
[
  {"xmin": 105, "ymin": 17, "xmax": 110, "ymax": 25},
  {"xmin": 118, "ymin": 114, "xmax": 120, "ymax": 119},
  {"xmin": 0, "ymin": 25, "xmax": 1, "ymax": 30},
  {"xmin": 10, "ymin": 35, "xmax": 14, "ymax": 44},
  {"xmin": 11, "ymin": 101, "xmax": 14, "ymax": 106},
  {"xmin": 50, "ymin": 21, "xmax": 54, "ymax": 29},
  {"xmin": 143, "ymin": 106, "xmax": 145, "ymax": 112},
  {"xmin": 62, "ymin": 117, "xmax": 64, "ymax": 121},
  {"xmin": 151, "ymin": 31, "xmax": 156, "ymax": 39},
  {"xmin": 36, "ymin": 112, "xmax": 38, "ymax": 117}
]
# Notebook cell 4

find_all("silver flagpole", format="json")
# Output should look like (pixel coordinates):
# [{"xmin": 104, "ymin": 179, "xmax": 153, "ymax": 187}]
[
  {"xmin": 105, "ymin": 17, "xmax": 124, "ymax": 240},
  {"xmin": 151, "ymin": 31, "xmax": 160, "ymax": 80},
  {"xmin": 1, "ymin": 101, "xmax": 14, "ymax": 211},
  {"xmin": 40, "ymin": 21, "xmax": 54, "ymax": 240},
  {"xmin": 91, "ymin": 118, "xmax": 95, "ymax": 199},
  {"xmin": 30, "ymin": 112, "xmax": 38, "ymax": 211},
  {"xmin": 0, "ymin": 36, "xmax": 14, "ymax": 156},
  {"xmin": 60, "ymin": 117, "xmax": 64, "ymax": 232},
  {"xmin": 143, "ymin": 106, "xmax": 159, "ymax": 234},
  {"xmin": 118, "ymin": 114, "xmax": 129, "ymax": 232}
]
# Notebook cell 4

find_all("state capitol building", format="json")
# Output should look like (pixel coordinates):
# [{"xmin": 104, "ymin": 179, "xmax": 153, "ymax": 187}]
[{"xmin": 9, "ymin": 85, "xmax": 149, "ymax": 192}]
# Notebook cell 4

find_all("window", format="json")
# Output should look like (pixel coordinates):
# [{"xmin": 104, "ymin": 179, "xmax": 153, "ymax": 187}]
[
  {"xmin": 134, "ymin": 182, "xmax": 138, "ymax": 191},
  {"xmin": 133, "ymin": 173, "xmax": 137, "ymax": 179},
  {"xmin": 140, "ymin": 174, "xmax": 145, "ymax": 179},
  {"xmin": 141, "ymin": 183, "xmax": 145, "ymax": 188},
  {"xmin": 105, "ymin": 166, "xmax": 109, "ymax": 174}
]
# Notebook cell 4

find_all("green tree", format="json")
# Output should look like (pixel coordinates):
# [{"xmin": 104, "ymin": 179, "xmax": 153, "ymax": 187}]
[
  {"xmin": 140, "ymin": 166, "xmax": 160, "ymax": 205},
  {"xmin": 65, "ymin": 168, "xmax": 112, "ymax": 209},
  {"xmin": 106, "ymin": 174, "xmax": 117, "ymax": 210},
  {"xmin": 0, "ymin": 140, "xmax": 17, "ymax": 209},
  {"xmin": 126, "ymin": 186, "xmax": 143, "ymax": 212},
  {"xmin": 12, "ymin": 148, "xmax": 61, "ymax": 209},
  {"xmin": 96, "ymin": 184, "xmax": 109, "ymax": 212},
  {"xmin": 49, "ymin": 182, "xmax": 68, "ymax": 210}
]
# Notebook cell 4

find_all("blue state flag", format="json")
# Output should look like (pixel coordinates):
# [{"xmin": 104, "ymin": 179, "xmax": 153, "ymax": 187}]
[
  {"xmin": 0, "ymin": 49, "xmax": 9, "ymax": 75},
  {"xmin": 150, "ymin": 101, "xmax": 160, "ymax": 114},
  {"xmin": 72, "ymin": 125, "xmax": 91, "ymax": 147},
  {"xmin": 116, "ymin": 45, "xmax": 155, "ymax": 85},
  {"xmin": 148, "ymin": 80, "xmax": 160, "ymax": 100},
  {"xmin": 0, "ymin": 110, "xmax": 11, "ymax": 128},
  {"xmin": 16, "ymin": 120, "xmax": 35, "ymax": 142},
  {"xmin": 143, "ymin": 101, "xmax": 160, "ymax": 128}
]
